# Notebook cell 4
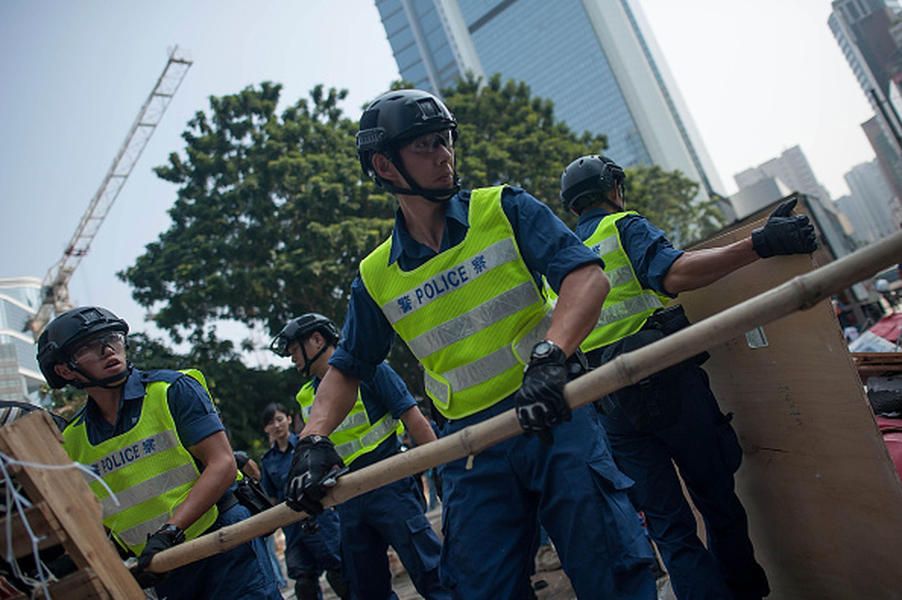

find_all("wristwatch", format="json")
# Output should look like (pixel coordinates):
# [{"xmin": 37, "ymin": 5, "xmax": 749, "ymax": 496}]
[
  {"xmin": 302, "ymin": 434, "xmax": 332, "ymax": 446},
  {"xmin": 530, "ymin": 340, "xmax": 565, "ymax": 363},
  {"xmin": 155, "ymin": 523, "xmax": 185, "ymax": 544}
]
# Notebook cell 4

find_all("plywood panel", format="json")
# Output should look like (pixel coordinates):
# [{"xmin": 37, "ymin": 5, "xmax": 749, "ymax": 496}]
[{"xmin": 680, "ymin": 219, "xmax": 902, "ymax": 599}]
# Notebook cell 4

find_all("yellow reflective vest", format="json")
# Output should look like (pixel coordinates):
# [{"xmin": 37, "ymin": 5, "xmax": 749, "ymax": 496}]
[
  {"xmin": 62, "ymin": 369, "xmax": 219, "ymax": 555},
  {"xmin": 295, "ymin": 380, "xmax": 403, "ymax": 466},
  {"xmin": 359, "ymin": 186, "xmax": 553, "ymax": 419},
  {"xmin": 575, "ymin": 211, "xmax": 670, "ymax": 352}
]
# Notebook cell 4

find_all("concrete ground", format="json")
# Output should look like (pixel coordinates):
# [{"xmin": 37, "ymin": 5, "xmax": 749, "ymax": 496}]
[{"xmin": 279, "ymin": 506, "xmax": 676, "ymax": 600}]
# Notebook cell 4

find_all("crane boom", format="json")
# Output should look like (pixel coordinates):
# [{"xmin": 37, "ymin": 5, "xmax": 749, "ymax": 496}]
[{"xmin": 29, "ymin": 47, "xmax": 192, "ymax": 337}]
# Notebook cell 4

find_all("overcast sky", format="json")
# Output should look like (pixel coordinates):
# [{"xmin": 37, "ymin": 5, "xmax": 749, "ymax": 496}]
[{"xmin": 0, "ymin": 1, "xmax": 876, "ymax": 354}]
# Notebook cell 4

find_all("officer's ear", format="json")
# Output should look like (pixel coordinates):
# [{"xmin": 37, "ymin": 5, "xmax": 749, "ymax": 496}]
[
  {"xmin": 54, "ymin": 362, "xmax": 78, "ymax": 383},
  {"xmin": 372, "ymin": 153, "xmax": 402, "ymax": 186}
]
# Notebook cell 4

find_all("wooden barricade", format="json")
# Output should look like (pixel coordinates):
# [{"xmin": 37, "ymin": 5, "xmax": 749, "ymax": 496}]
[{"xmin": 0, "ymin": 411, "xmax": 143, "ymax": 599}]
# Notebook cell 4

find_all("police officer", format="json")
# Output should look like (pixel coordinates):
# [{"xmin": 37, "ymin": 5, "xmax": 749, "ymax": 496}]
[
  {"xmin": 286, "ymin": 90, "xmax": 657, "ymax": 599},
  {"xmin": 558, "ymin": 155, "xmax": 818, "ymax": 599},
  {"xmin": 37, "ymin": 306, "xmax": 281, "ymax": 600},
  {"xmin": 260, "ymin": 402, "xmax": 349, "ymax": 600},
  {"xmin": 270, "ymin": 312, "xmax": 449, "ymax": 600}
]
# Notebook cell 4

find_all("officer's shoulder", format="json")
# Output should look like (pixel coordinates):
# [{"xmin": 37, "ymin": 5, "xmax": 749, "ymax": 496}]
[
  {"xmin": 140, "ymin": 369, "xmax": 189, "ymax": 384},
  {"xmin": 66, "ymin": 404, "xmax": 89, "ymax": 428}
]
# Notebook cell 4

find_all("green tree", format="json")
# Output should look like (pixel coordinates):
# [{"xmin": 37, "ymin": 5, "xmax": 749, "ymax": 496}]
[{"xmin": 624, "ymin": 164, "xmax": 724, "ymax": 245}]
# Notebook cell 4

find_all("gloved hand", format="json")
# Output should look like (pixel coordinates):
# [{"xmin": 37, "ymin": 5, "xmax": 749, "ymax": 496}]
[
  {"xmin": 133, "ymin": 523, "xmax": 184, "ymax": 588},
  {"xmin": 515, "ymin": 341, "xmax": 571, "ymax": 445},
  {"xmin": 751, "ymin": 198, "xmax": 818, "ymax": 258},
  {"xmin": 286, "ymin": 435, "xmax": 346, "ymax": 515}
]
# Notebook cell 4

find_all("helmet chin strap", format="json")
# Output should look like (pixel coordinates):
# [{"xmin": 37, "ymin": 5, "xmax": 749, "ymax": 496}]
[
  {"xmin": 380, "ymin": 154, "xmax": 460, "ymax": 203},
  {"xmin": 67, "ymin": 362, "xmax": 133, "ymax": 389},
  {"xmin": 299, "ymin": 341, "xmax": 330, "ymax": 379}
]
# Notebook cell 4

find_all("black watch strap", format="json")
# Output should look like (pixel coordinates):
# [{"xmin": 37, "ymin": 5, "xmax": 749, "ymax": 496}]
[{"xmin": 156, "ymin": 523, "xmax": 185, "ymax": 544}]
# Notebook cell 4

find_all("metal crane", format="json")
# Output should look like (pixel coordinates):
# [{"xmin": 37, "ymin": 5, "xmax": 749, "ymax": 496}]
[{"xmin": 28, "ymin": 47, "xmax": 192, "ymax": 337}]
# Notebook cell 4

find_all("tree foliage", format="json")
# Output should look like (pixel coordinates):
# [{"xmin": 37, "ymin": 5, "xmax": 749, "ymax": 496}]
[
  {"xmin": 624, "ymin": 164, "xmax": 724, "ymax": 245},
  {"xmin": 120, "ymin": 74, "xmax": 724, "ymax": 432}
]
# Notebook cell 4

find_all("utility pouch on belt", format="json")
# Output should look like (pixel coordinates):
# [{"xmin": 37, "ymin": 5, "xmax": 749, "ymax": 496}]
[
  {"xmin": 596, "ymin": 305, "xmax": 704, "ymax": 431},
  {"xmin": 234, "ymin": 476, "xmax": 275, "ymax": 517}
]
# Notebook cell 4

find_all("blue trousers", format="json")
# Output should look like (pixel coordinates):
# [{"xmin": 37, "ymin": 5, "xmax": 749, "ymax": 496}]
[
  {"xmin": 337, "ymin": 474, "xmax": 449, "ymax": 600},
  {"xmin": 284, "ymin": 508, "xmax": 344, "ymax": 598},
  {"xmin": 440, "ymin": 399, "xmax": 656, "ymax": 600},
  {"xmin": 154, "ymin": 503, "xmax": 282, "ymax": 600},
  {"xmin": 598, "ymin": 364, "xmax": 769, "ymax": 600}
]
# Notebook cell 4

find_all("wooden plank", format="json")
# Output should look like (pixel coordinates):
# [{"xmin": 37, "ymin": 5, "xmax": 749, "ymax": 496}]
[
  {"xmin": 46, "ymin": 568, "xmax": 106, "ymax": 599},
  {"xmin": 0, "ymin": 412, "xmax": 143, "ymax": 599},
  {"xmin": 681, "ymin": 214, "xmax": 902, "ymax": 599},
  {"xmin": 0, "ymin": 502, "xmax": 64, "ymax": 561}
]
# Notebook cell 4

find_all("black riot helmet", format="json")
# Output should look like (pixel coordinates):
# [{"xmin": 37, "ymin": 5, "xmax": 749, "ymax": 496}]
[
  {"xmin": 269, "ymin": 313, "xmax": 340, "ymax": 378},
  {"xmin": 560, "ymin": 155, "xmax": 626, "ymax": 214},
  {"xmin": 356, "ymin": 89, "xmax": 460, "ymax": 202},
  {"xmin": 37, "ymin": 306, "xmax": 130, "ymax": 389}
]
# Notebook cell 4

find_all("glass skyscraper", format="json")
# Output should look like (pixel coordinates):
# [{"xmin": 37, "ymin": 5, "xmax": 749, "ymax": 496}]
[
  {"xmin": 0, "ymin": 277, "xmax": 44, "ymax": 403},
  {"xmin": 375, "ymin": 0, "xmax": 723, "ymax": 197}
]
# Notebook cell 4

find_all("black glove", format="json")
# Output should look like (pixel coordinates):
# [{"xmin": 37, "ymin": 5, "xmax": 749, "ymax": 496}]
[
  {"xmin": 133, "ymin": 523, "xmax": 184, "ymax": 588},
  {"xmin": 751, "ymin": 198, "xmax": 818, "ymax": 258},
  {"xmin": 515, "ymin": 341, "xmax": 571, "ymax": 445},
  {"xmin": 286, "ymin": 435, "xmax": 347, "ymax": 515}
]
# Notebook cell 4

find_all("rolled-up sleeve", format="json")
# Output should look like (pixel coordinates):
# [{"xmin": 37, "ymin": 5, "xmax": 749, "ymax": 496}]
[
  {"xmin": 501, "ymin": 188, "xmax": 603, "ymax": 293},
  {"xmin": 167, "ymin": 375, "xmax": 224, "ymax": 448},
  {"xmin": 617, "ymin": 215, "xmax": 684, "ymax": 297},
  {"xmin": 329, "ymin": 276, "xmax": 396, "ymax": 381}
]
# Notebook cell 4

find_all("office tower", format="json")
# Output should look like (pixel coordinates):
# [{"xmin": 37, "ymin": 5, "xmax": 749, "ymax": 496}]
[
  {"xmin": 836, "ymin": 192, "xmax": 883, "ymax": 244},
  {"xmin": 0, "ymin": 278, "xmax": 43, "ymax": 403},
  {"xmin": 829, "ymin": 0, "xmax": 902, "ymax": 200},
  {"xmin": 862, "ymin": 115, "xmax": 902, "ymax": 202},
  {"xmin": 844, "ymin": 159, "xmax": 900, "ymax": 239},
  {"xmin": 734, "ymin": 145, "xmax": 832, "ymax": 202},
  {"xmin": 375, "ymin": 0, "xmax": 724, "ymax": 198}
]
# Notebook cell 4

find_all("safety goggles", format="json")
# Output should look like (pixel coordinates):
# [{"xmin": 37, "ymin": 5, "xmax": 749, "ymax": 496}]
[
  {"xmin": 405, "ymin": 129, "xmax": 454, "ymax": 155},
  {"xmin": 70, "ymin": 331, "xmax": 126, "ymax": 364}
]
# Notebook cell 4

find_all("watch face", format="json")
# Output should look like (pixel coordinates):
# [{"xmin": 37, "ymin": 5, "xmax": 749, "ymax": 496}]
[{"xmin": 532, "ymin": 341, "xmax": 554, "ymax": 359}]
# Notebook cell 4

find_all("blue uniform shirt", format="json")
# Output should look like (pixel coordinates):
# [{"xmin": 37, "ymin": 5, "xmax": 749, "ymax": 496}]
[
  {"xmin": 78, "ymin": 368, "xmax": 224, "ymax": 447},
  {"xmin": 260, "ymin": 432, "xmax": 298, "ymax": 502},
  {"xmin": 575, "ymin": 207, "xmax": 684, "ymax": 297},
  {"xmin": 309, "ymin": 361, "xmax": 416, "ymax": 471},
  {"xmin": 330, "ymin": 187, "xmax": 603, "ymax": 380}
]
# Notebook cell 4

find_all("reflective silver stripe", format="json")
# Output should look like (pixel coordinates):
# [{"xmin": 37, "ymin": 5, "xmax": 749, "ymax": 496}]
[
  {"xmin": 587, "ymin": 235, "xmax": 619, "ymax": 258},
  {"xmin": 606, "ymin": 265, "xmax": 634, "ymax": 288},
  {"xmin": 100, "ymin": 463, "xmax": 197, "ymax": 518},
  {"xmin": 597, "ymin": 294, "xmax": 664, "ymax": 327},
  {"xmin": 333, "ymin": 417, "xmax": 399, "ymax": 460},
  {"xmin": 118, "ymin": 514, "xmax": 169, "ymax": 550},
  {"xmin": 424, "ymin": 375, "xmax": 449, "ymax": 407},
  {"xmin": 91, "ymin": 430, "xmax": 179, "ymax": 477},
  {"xmin": 424, "ymin": 314, "xmax": 551, "ymax": 395},
  {"xmin": 380, "ymin": 238, "xmax": 519, "ymax": 324},
  {"xmin": 301, "ymin": 405, "xmax": 369, "ymax": 432},
  {"xmin": 407, "ymin": 282, "xmax": 540, "ymax": 359}
]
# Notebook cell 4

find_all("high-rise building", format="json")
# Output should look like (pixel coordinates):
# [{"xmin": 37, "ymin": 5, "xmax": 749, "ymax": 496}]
[
  {"xmin": 836, "ymin": 193, "xmax": 882, "ymax": 244},
  {"xmin": 861, "ymin": 115, "xmax": 902, "ymax": 202},
  {"xmin": 375, "ymin": 0, "xmax": 724, "ymax": 198},
  {"xmin": 829, "ymin": 0, "xmax": 902, "ymax": 200},
  {"xmin": 844, "ymin": 159, "xmax": 900, "ymax": 239},
  {"xmin": 0, "ymin": 278, "xmax": 43, "ymax": 403},
  {"xmin": 733, "ymin": 145, "xmax": 832, "ymax": 202}
]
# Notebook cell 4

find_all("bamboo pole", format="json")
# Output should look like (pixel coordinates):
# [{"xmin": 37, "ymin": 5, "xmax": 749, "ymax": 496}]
[{"xmin": 147, "ymin": 230, "xmax": 902, "ymax": 574}]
